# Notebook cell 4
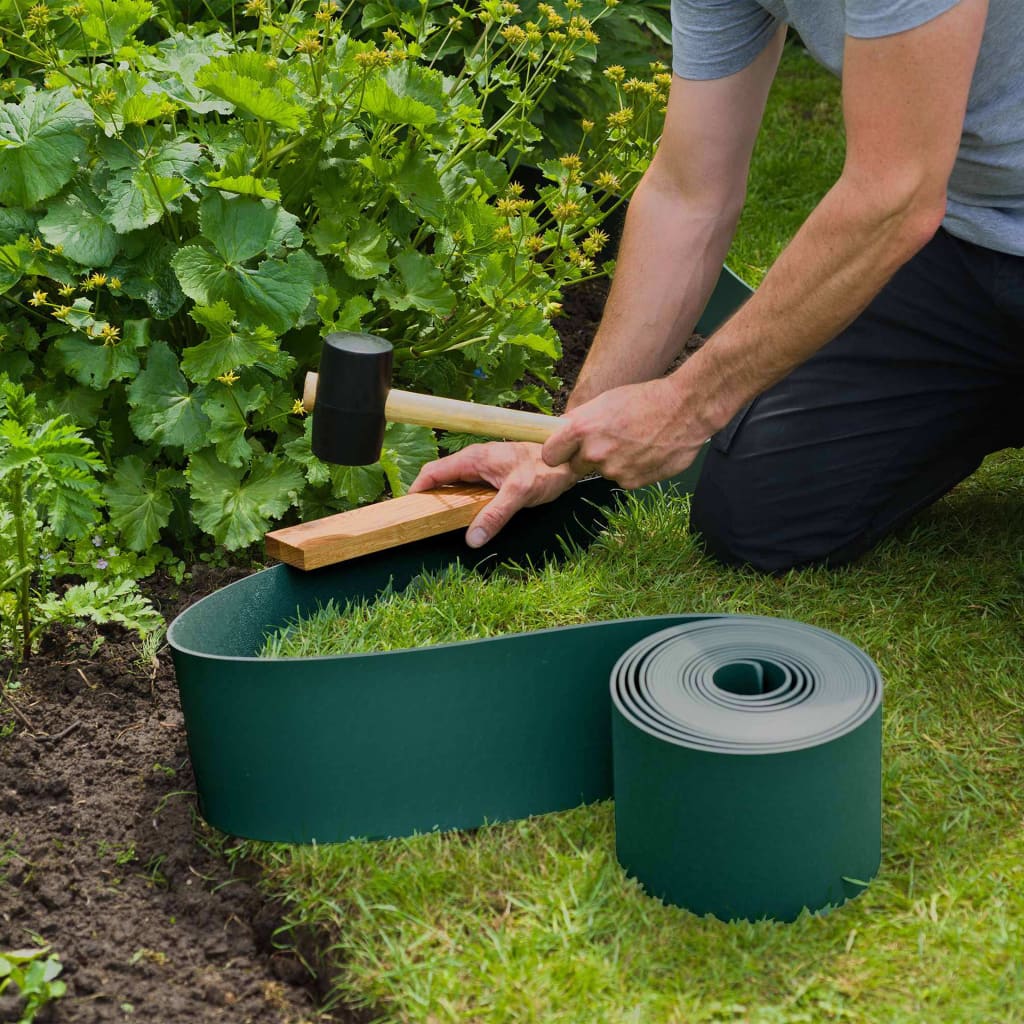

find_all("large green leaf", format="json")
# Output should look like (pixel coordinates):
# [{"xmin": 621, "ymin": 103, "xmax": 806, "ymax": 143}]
[
  {"xmin": 0, "ymin": 88, "xmax": 93, "ymax": 206},
  {"xmin": 390, "ymin": 148, "xmax": 446, "ymax": 222},
  {"xmin": 104, "ymin": 455, "xmax": 176, "ymax": 550},
  {"xmin": 374, "ymin": 250, "xmax": 455, "ymax": 316},
  {"xmin": 127, "ymin": 341, "xmax": 209, "ymax": 450},
  {"xmin": 188, "ymin": 450, "xmax": 303, "ymax": 549},
  {"xmin": 379, "ymin": 422, "xmax": 437, "ymax": 497},
  {"xmin": 361, "ymin": 63, "xmax": 444, "ymax": 125},
  {"xmin": 201, "ymin": 382, "xmax": 265, "ymax": 467},
  {"xmin": 195, "ymin": 59, "xmax": 308, "ymax": 130},
  {"xmin": 103, "ymin": 170, "xmax": 188, "ymax": 234},
  {"xmin": 52, "ymin": 334, "xmax": 141, "ymax": 389},
  {"xmin": 341, "ymin": 222, "xmax": 390, "ymax": 280},
  {"xmin": 38, "ymin": 185, "xmax": 119, "ymax": 267},
  {"xmin": 198, "ymin": 191, "xmax": 302, "ymax": 264},
  {"xmin": 181, "ymin": 301, "xmax": 281, "ymax": 383},
  {"xmin": 172, "ymin": 245, "xmax": 320, "ymax": 333}
]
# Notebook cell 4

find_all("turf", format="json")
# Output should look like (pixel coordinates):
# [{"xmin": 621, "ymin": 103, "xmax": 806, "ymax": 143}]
[
  {"xmin": 244, "ymin": 44, "xmax": 1024, "ymax": 1024},
  {"xmin": 253, "ymin": 449, "xmax": 1024, "ymax": 1023}
]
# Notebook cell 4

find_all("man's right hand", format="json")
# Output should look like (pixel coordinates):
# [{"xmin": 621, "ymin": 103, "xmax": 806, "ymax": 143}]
[{"xmin": 408, "ymin": 442, "xmax": 581, "ymax": 548}]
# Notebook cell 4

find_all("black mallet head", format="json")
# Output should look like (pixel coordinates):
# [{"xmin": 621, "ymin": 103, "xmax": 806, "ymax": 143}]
[{"xmin": 310, "ymin": 332, "xmax": 394, "ymax": 466}]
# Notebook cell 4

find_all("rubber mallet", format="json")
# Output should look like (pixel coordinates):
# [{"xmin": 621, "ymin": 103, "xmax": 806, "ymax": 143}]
[
  {"xmin": 302, "ymin": 332, "xmax": 562, "ymax": 465},
  {"xmin": 265, "ymin": 332, "xmax": 564, "ymax": 569}
]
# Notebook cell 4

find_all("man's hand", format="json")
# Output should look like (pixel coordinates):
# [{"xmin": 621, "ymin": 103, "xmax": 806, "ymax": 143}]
[
  {"xmin": 541, "ymin": 376, "xmax": 709, "ymax": 488},
  {"xmin": 408, "ymin": 442, "xmax": 580, "ymax": 548}
]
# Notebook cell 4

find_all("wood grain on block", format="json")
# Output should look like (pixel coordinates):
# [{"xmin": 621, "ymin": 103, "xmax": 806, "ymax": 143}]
[{"xmin": 264, "ymin": 484, "xmax": 497, "ymax": 570}]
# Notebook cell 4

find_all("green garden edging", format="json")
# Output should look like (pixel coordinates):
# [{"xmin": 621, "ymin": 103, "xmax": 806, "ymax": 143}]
[{"xmin": 168, "ymin": 266, "xmax": 882, "ymax": 922}]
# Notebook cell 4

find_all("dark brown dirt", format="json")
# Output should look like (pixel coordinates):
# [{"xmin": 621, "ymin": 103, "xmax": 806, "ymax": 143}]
[
  {"xmin": 549, "ymin": 277, "xmax": 705, "ymax": 412},
  {"xmin": 0, "ymin": 566, "xmax": 337, "ymax": 1024},
  {"xmin": 0, "ymin": 279, "xmax": 697, "ymax": 1024}
]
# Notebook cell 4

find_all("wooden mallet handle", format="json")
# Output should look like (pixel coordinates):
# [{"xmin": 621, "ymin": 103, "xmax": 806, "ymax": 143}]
[
  {"xmin": 303, "ymin": 372, "xmax": 560, "ymax": 444},
  {"xmin": 265, "ymin": 484, "xmax": 497, "ymax": 570}
]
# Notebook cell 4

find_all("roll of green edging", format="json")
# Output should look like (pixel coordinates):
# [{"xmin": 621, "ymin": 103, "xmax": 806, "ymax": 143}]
[
  {"xmin": 611, "ymin": 620, "xmax": 882, "ymax": 922},
  {"xmin": 166, "ymin": 266, "xmax": 881, "ymax": 921}
]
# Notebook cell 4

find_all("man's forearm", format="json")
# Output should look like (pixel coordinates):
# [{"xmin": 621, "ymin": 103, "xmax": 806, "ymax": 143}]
[
  {"xmin": 671, "ymin": 176, "xmax": 945, "ymax": 435},
  {"xmin": 567, "ymin": 165, "xmax": 741, "ymax": 409}
]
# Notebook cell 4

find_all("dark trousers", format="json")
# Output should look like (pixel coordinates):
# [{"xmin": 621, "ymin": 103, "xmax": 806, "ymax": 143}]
[{"xmin": 690, "ymin": 228, "xmax": 1024, "ymax": 572}]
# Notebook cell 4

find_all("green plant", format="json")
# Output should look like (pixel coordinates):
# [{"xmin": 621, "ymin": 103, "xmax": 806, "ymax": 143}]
[
  {"xmin": 0, "ymin": 376, "xmax": 161, "ymax": 662},
  {"xmin": 0, "ymin": 947, "xmax": 67, "ymax": 1024},
  {"xmin": 0, "ymin": 0, "xmax": 666, "ymax": 552}
]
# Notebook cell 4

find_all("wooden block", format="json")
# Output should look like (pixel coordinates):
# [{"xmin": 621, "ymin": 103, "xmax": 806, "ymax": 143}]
[{"xmin": 264, "ymin": 484, "xmax": 497, "ymax": 570}]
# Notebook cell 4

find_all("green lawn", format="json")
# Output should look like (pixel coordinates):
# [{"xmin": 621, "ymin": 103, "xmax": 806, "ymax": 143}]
[{"xmin": 242, "ymin": 45, "xmax": 1024, "ymax": 1024}]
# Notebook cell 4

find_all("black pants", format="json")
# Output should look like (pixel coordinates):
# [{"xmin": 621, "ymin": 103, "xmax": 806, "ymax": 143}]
[{"xmin": 691, "ymin": 228, "xmax": 1024, "ymax": 572}]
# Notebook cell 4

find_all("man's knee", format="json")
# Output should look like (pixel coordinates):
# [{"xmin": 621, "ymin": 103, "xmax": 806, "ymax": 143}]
[{"xmin": 689, "ymin": 450, "xmax": 869, "ymax": 574}]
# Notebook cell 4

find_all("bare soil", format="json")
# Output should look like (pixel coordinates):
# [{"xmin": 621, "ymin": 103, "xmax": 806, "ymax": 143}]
[{"xmin": 0, "ymin": 281, "xmax": 626, "ymax": 1024}]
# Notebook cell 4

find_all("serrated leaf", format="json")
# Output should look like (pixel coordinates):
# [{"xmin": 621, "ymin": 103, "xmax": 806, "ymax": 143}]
[
  {"xmin": 378, "ymin": 422, "xmax": 437, "ymax": 497},
  {"xmin": 341, "ymin": 222, "xmax": 390, "ymax": 280},
  {"xmin": 188, "ymin": 450, "xmax": 303, "ymax": 549},
  {"xmin": 196, "ymin": 69, "xmax": 307, "ymax": 129},
  {"xmin": 0, "ymin": 88, "xmax": 93, "ymax": 206},
  {"xmin": 283, "ymin": 418, "xmax": 330, "ymax": 486},
  {"xmin": 375, "ymin": 250, "xmax": 455, "ymax": 316},
  {"xmin": 172, "ymin": 245, "xmax": 320, "ymax": 334},
  {"xmin": 38, "ymin": 184, "xmax": 119, "ymax": 267},
  {"xmin": 361, "ymin": 63, "xmax": 443, "ymax": 126},
  {"xmin": 199, "ymin": 191, "xmax": 301, "ymax": 263},
  {"xmin": 391, "ymin": 147, "xmax": 446, "ymax": 222},
  {"xmin": 104, "ymin": 169, "xmax": 188, "ymax": 234},
  {"xmin": 201, "ymin": 382, "xmax": 265, "ymax": 466},
  {"xmin": 104, "ymin": 455, "xmax": 175, "ymax": 550},
  {"xmin": 204, "ymin": 173, "xmax": 281, "ymax": 200},
  {"xmin": 0, "ymin": 240, "xmax": 31, "ymax": 294},
  {"xmin": 181, "ymin": 301, "xmax": 280, "ymax": 382},
  {"xmin": 53, "ymin": 335, "xmax": 141, "ymax": 389},
  {"xmin": 331, "ymin": 463, "xmax": 387, "ymax": 506},
  {"xmin": 127, "ymin": 341, "xmax": 209, "ymax": 450},
  {"xmin": 80, "ymin": 0, "xmax": 154, "ymax": 51},
  {"xmin": 503, "ymin": 332, "xmax": 560, "ymax": 359}
]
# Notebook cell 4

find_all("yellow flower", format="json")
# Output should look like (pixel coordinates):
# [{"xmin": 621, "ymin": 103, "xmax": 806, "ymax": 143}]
[
  {"xmin": 606, "ymin": 107, "xmax": 634, "ymax": 128},
  {"xmin": 109, "ymin": 276, "xmax": 122, "ymax": 289},
  {"xmin": 94, "ymin": 87, "xmax": 118, "ymax": 106},
  {"xmin": 501, "ymin": 25, "xmax": 527, "ymax": 45},
  {"xmin": 315, "ymin": 2, "xmax": 335, "ymax": 21},
  {"xmin": 581, "ymin": 119, "xmax": 595, "ymax": 132},
  {"xmin": 27, "ymin": 3, "xmax": 50, "ymax": 27},
  {"xmin": 29, "ymin": 290, "xmax": 48, "ymax": 307},
  {"xmin": 86, "ymin": 272, "xmax": 107, "ymax": 288},
  {"xmin": 603, "ymin": 65, "xmax": 626, "ymax": 83},
  {"xmin": 525, "ymin": 235, "xmax": 545, "ymax": 254},
  {"xmin": 216, "ymin": 370, "xmax": 240, "ymax": 385},
  {"xmin": 596, "ymin": 171, "xmax": 620, "ymax": 190},
  {"xmin": 244, "ymin": 0, "xmax": 268, "ymax": 15},
  {"xmin": 551, "ymin": 200, "xmax": 580, "ymax": 222},
  {"xmin": 100, "ymin": 324, "xmax": 121, "ymax": 345},
  {"xmin": 295, "ymin": 31, "xmax": 322, "ymax": 54},
  {"xmin": 54, "ymin": 305, "xmax": 72, "ymax": 318},
  {"xmin": 30, "ymin": 236, "xmax": 45, "ymax": 252},
  {"xmin": 493, "ymin": 224, "xmax": 514, "ymax": 243},
  {"xmin": 52, "ymin": 243, "xmax": 63, "ymax": 254},
  {"xmin": 559, "ymin": 154, "xmax": 582, "ymax": 171},
  {"xmin": 59, "ymin": 283, "xmax": 75, "ymax": 297},
  {"xmin": 64, "ymin": 2, "xmax": 87, "ymax": 15},
  {"xmin": 291, "ymin": 398, "xmax": 307, "ymax": 416}
]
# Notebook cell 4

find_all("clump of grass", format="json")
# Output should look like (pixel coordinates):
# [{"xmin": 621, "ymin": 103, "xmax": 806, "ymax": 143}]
[{"xmin": 253, "ymin": 450, "xmax": 1024, "ymax": 1024}]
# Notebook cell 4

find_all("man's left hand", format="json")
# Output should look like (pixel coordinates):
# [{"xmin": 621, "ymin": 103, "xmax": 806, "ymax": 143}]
[{"xmin": 541, "ymin": 376, "xmax": 710, "ymax": 488}]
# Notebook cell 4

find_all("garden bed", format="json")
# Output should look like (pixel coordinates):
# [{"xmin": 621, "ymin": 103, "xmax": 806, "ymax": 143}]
[{"xmin": 0, "ymin": 279, "xmax": 612, "ymax": 1024}]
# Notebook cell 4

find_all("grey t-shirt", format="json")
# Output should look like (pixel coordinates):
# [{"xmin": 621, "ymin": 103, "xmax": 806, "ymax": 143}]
[{"xmin": 671, "ymin": 0, "xmax": 1024, "ymax": 256}]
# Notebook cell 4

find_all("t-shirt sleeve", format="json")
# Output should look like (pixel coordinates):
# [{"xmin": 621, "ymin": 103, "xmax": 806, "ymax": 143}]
[
  {"xmin": 845, "ymin": 0, "xmax": 962, "ymax": 39},
  {"xmin": 671, "ymin": 0, "xmax": 781, "ymax": 81}
]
